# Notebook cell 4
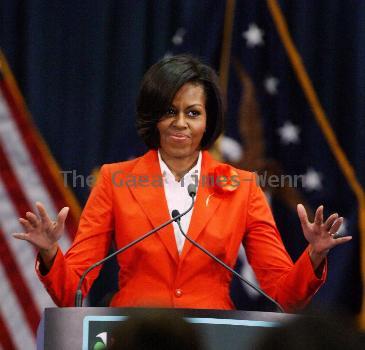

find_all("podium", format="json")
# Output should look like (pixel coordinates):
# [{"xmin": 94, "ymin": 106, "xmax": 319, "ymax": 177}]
[{"xmin": 37, "ymin": 307, "xmax": 296, "ymax": 350}]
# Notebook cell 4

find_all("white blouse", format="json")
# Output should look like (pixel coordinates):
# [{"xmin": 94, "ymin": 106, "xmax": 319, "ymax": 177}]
[{"xmin": 158, "ymin": 150, "xmax": 202, "ymax": 254}]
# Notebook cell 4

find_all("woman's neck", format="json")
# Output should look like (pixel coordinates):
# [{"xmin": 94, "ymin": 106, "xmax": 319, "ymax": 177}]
[{"xmin": 159, "ymin": 150, "xmax": 200, "ymax": 181}]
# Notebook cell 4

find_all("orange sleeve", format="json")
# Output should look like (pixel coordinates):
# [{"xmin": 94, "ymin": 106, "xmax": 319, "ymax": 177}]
[
  {"xmin": 243, "ymin": 174, "xmax": 326, "ymax": 312},
  {"xmin": 35, "ymin": 165, "xmax": 114, "ymax": 306}
]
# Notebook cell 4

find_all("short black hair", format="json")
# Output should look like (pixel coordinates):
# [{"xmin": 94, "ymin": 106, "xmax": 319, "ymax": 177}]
[{"xmin": 136, "ymin": 54, "xmax": 224, "ymax": 149}]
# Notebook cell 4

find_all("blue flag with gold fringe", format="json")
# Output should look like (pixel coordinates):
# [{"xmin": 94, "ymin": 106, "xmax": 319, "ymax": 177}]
[{"xmin": 164, "ymin": 0, "xmax": 364, "ymax": 318}]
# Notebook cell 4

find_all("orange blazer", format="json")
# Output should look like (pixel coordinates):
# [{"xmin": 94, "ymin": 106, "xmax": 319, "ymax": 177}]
[{"xmin": 37, "ymin": 150, "xmax": 326, "ymax": 311}]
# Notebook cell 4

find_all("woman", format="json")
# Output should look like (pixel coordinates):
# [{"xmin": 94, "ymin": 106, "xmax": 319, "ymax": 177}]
[{"xmin": 13, "ymin": 55, "xmax": 351, "ymax": 311}]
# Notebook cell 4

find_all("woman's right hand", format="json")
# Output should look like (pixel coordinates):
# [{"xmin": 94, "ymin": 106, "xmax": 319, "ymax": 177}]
[{"xmin": 13, "ymin": 201, "xmax": 69, "ymax": 267}]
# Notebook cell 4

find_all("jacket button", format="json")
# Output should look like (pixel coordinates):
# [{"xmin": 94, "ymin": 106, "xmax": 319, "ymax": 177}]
[{"xmin": 175, "ymin": 289, "xmax": 183, "ymax": 297}]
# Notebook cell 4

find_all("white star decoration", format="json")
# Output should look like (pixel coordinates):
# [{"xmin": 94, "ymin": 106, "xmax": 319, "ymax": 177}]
[
  {"xmin": 302, "ymin": 168, "xmax": 322, "ymax": 191},
  {"xmin": 277, "ymin": 121, "xmax": 300, "ymax": 144},
  {"xmin": 171, "ymin": 28, "xmax": 186, "ymax": 46},
  {"xmin": 219, "ymin": 136, "xmax": 243, "ymax": 163},
  {"xmin": 264, "ymin": 76, "xmax": 279, "ymax": 95},
  {"xmin": 163, "ymin": 51, "xmax": 173, "ymax": 59},
  {"xmin": 242, "ymin": 23, "xmax": 264, "ymax": 47}
]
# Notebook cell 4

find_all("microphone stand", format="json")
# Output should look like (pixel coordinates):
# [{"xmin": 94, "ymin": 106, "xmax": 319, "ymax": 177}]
[
  {"xmin": 172, "ymin": 204, "xmax": 285, "ymax": 313},
  {"xmin": 74, "ymin": 193, "xmax": 195, "ymax": 307}
]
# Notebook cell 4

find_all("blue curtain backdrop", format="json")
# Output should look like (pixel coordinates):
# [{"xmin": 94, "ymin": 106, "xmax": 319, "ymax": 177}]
[{"xmin": 1, "ymin": 0, "xmax": 364, "ymax": 314}]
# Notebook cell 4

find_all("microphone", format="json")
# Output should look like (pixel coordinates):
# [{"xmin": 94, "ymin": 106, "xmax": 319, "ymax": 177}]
[
  {"xmin": 75, "ymin": 185, "xmax": 197, "ymax": 307},
  {"xmin": 187, "ymin": 183, "xmax": 197, "ymax": 198},
  {"xmin": 171, "ymin": 209, "xmax": 285, "ymax": 313}
]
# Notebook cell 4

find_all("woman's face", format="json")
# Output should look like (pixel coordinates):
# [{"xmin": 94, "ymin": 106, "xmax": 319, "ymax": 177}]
[{"xmin": 157, "ymin": 83, "xmax": 207, "ymax": 160}]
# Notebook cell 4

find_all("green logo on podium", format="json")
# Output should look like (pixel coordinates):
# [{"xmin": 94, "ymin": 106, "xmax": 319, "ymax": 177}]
[{"xmin": 92, "ymin": 332, "xmax": 107, "ymax": 350}]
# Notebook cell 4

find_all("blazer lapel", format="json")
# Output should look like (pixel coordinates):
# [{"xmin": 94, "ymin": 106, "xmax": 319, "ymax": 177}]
[
  {"xmin": 180, "ymin": 151, "xmax": 223, "ymax": 262},
  {"xmin": 127, "ymin": 150, "xmax": 179, "ymax": 263}
]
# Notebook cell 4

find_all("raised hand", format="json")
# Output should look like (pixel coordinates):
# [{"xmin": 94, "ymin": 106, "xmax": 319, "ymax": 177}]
[
  {"xmin": 13, "ymin": 202, "xmax": 69, "ymax": 264},
  {"xmin": 297, "ymin": 204, "xmax": 352, "ymax": 269}
]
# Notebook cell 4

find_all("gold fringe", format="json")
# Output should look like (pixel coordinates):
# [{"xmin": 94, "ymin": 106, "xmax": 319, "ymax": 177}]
[
  {"xmin": 212, "ymin": 0, "xmax": 237, "ymax": 161},
  {"xmin": 219, "ymin": 0, "xmax": 236, "ymax": 96}
]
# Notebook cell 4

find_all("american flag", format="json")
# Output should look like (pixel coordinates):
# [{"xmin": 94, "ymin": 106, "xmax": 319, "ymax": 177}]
[{"xmin": 0, "ymin": 51, "xmax": 80, "ymax": 349}]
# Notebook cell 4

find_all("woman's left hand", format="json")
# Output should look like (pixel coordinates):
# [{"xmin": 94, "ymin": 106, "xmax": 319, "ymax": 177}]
[{"xmin": 297, "ymin": 204, "xmax": 352, "ymax": 269}]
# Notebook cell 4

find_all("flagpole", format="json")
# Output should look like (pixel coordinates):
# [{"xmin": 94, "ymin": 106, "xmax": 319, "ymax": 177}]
[{"xmin": 211, "ymin": 0, "xmax": 236, "ymax": 161}]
